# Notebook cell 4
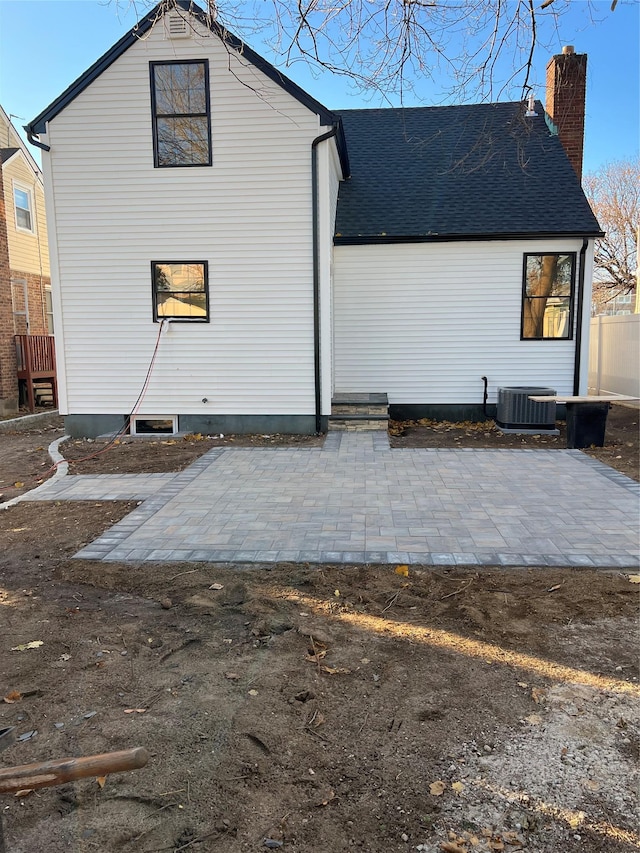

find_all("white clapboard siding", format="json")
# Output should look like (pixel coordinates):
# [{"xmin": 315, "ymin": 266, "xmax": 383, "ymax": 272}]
[
  {"xmin": 45, "ymin": 17, "xmax": 327, "ymax": 415},
  {"xmin": 333, "ymin": 239, "xmax": 587, "ymax": 404}
]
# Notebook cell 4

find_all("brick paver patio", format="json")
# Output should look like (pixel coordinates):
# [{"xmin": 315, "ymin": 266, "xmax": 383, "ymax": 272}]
[{"xmin": 33, "ymin": 432, "xmax": 638, "ymax": 568}]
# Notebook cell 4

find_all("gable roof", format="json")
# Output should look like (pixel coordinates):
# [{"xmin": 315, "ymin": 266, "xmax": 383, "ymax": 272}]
[
  {"xmin": 0, "ymin": 147, "xmax": 19, "ymax": 165},
  {"xmin": 0, "ymin": 104, "xmax": 42, "ymax": 177},
  {"xmin": 334, "ymin": 102, "xmax": 602, "ymax": 243},
  {"xmin": 26, "ymin": 0, "xmax": 348, "ymax": 174}
]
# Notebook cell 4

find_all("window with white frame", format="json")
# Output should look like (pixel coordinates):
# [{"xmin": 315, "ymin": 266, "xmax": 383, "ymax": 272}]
[
  {"xmin": 13, "ymin": 183, "xmax": 34, "ymax": 233},
  {"xmin": 45, "ymin": 288, "xmax": 54, "ymax": 334}
]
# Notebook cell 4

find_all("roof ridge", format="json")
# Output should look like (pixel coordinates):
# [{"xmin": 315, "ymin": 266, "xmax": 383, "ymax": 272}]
[{"xmin": 26, "ymin": 0, "xmax": 339, "ymax": 135}]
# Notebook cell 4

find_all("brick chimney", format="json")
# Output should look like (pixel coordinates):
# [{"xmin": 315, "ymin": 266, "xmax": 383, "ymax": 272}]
[{"xmin": 546, "ymin": 45, "xmax": 587, "ymax": 181}]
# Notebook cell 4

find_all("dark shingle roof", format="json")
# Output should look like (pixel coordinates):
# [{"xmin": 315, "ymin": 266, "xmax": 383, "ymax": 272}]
[
  {"xmin": 334, "ymin": 102, "xmax": 602, "ymax": 242},
  {"xmin": 0, "ymin": 147, "xmax": 19, "ymax": 164}
]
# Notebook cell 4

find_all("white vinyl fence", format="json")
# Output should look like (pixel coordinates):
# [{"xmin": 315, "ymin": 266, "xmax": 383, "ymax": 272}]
[{"xmin": 589, "ymin": 314, "xmax": 640, "ymax": 397}]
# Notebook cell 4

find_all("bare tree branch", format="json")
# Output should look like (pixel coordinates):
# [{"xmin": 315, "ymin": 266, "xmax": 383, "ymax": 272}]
[
  {"xmin": 584, "ymin": 158, "xmax": 639, "ymax": 309},
  {"xmin": 114, "ymin": 0, "xmax": 609, "ymax": 103}
]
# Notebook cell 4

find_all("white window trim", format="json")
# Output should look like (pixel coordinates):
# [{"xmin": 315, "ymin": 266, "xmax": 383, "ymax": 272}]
[
  {"xmin": 12, "ymin": 180, "xmax": 36, "ymax": 235},
  {"xmin": 130, "ymin": 415, "xmax": 178, "ymax": 436}
]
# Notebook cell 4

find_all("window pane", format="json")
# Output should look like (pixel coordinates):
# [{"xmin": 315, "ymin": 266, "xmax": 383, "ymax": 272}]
[
  {"xmin": 156, "ymin": 117, "xmax": 209, "ymax": 165},
  {"xmin": 14, "ymin": 188, "xmax": 30, "ymax": 209},
  {"xmin": 154, "ymin": 63, "xmax": 206, "ymax": 115},
  {"xmin": 157, "ymin": 291, "xmax": 207, "ymax": 318},
  {"xmin": 542, "ymin": 297, "xmax": 571, "ymax": 338},
  {"xmin": 16, "ymin": 207, "xmax": 32, "ymax": 230},
  {"xmin": 14, "ymin": 188, "xmax": 32, "ymax": 230},
  {"xmin": 526, "ymin": 254, "xmax": 573, "ymax": 298},
  {"xmin": 153, "ymin": 262, "xmax": 207, "ymax": 321},
  {"xmin": 155, "ymin": 263, "xmax": 205, "ymax": 292}
]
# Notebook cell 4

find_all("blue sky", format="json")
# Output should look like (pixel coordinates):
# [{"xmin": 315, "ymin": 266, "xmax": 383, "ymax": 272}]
[{"xmin": 0, "ymin": 0, "xmax": 638, "ymax": 173}]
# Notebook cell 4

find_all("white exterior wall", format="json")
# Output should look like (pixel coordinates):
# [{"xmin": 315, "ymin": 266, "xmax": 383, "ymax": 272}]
[
  {"xmin": 333, "ymin": 239, "xmax": 589, "ymax": 405},
  {"xmin": 42, "ymin": 18, "xmax": 326, "ymax": 416},
  {"xmin": 319, "ymin": 139, "xmax": 342, "ymax": 411}
]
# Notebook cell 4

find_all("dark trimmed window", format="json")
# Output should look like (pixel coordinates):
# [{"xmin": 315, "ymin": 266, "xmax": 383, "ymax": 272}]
[
  {"xmin": 521, "ymin": 253, "xmax": 575, "ymax": 340},
  {"xmin": 152, "ymin": 262, "xmax": 209, "ymax": 322},
  {"xmin": 150, "ymin": 60, "xmax": 211, "ymax": 167}
]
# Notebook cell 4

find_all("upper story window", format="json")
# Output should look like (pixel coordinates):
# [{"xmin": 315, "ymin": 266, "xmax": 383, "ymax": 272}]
[
  {"xmin": 13, "ymin": 183, "xmax": 34, "ymax": 233},
  {"xmin": 150, "ymin": 60, "xmax": 212, "ymax": 167},
  {"xmin": 521, "ymin": 253, "xmax": 575, "ymax": 340},
  {"xmin": 152, "ymin": 261, "xmax": 209, "ymax": 322}
]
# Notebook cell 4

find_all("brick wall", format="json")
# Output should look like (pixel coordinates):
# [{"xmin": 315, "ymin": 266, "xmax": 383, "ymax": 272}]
[
  {"xmin": 546, "ymin": 49, "xmax": 587, "ymax": 182},
  {"xmin": 9, "ymin": 269, "xmax": 51, "ymax": 335},
  {"xmin": 0, "ymin": 157, "xmax": 19, "ymax": 416}
]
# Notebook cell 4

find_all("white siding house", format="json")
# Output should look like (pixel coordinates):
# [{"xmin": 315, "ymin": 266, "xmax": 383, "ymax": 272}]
[
  {"xmin": 27, "ymin": 1, "xmax": 601, "ymax": 436},
  {"xmin": 333, "ymin": 239, "xmax": 594, "ymax": 408},
  {"xmin": 35, "ymin": 5, "xmax": 344, "ymax": 435}
]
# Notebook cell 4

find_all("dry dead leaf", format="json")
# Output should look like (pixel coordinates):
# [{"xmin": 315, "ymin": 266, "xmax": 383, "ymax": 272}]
[
  {"xmin": 451, "ymin": 781, "xmax": 464, "ymax": 794},
  {"xmin": 123, "ymin": 708, "xmax": 146, "ymax": 714},
  {"xmin": 3, "ymin": 690, "xmax": 22, "ymax": 704},
  {"xmin": 11, "ymin": 641, "xmax": 43, "ymax": 651},
  {"xmin": 628, "ymin": 575, "xmax": 640, "ymax": 584},
  {"xmin": 14, "ymin": 482, "xmax": 24, "ymax": 488},
  {"xmin": 96, "ymin": 776, "xmax": 107, "ymax": 788},
  {"xmin": 248, "ymin": 689, "xmax": 259, "ymax": 696},
  {"xmin": 317, "ymin": 790, "xmax": 336, "ymax": 807},
  {"xmin": 306, "ymin": 650, "xmax": 327, "ymax": 663},
  {"xmin": 525, "ymin": 713, "xmax": 542, "ymax": 725},
  {"xmin": 429, "ymin": 780, "xmax": 446, "ymax": 796},
  {"xmin": 531, "ymin": 687, "xmax": 546, "ymax": 704},
  {"xmin": 320, "ymin": 665, "xmax": 350, "ymax": 675},
  {"xmin": 547, "ymin": 584, "xmax": 562, "ymax": 592},
  {"xmin": 441, "ymin": 843, "xmax": 466, "ymax": 853},
  {"xmin": 395, "ymin": 565, "xmax": 409, "ymax": 577},
  {"xmin": 209, "ymin": 583, "xmax": 224, "ymax": 590},
  {"xmin": 14, "ymin": 789, "xmax": 34, "ymax": 798}
]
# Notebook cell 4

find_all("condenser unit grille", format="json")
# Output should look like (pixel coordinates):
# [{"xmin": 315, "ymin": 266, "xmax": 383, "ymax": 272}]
[{"xmin": 496, "ymin": 386, "xmax": 556, "ymax": 430}]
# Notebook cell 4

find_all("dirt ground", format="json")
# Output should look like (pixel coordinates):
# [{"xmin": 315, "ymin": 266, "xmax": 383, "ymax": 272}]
[
  {"xmin": 0, "ymin": 413, "xmax": 638, "ymax": 852},
  {"xmin": 389, "ymin": 404, "xmax": 639, "ymax": 482}
]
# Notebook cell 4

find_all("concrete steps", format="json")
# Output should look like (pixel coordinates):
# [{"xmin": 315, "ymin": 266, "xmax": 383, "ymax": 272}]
[{"xmin": 329, "ymin": 393, "xmax": 389, "ymax": 431}]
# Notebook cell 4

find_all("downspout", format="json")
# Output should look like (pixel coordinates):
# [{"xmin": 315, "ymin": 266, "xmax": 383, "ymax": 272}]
[
  {"xmin": 572, "ymin": 238, "xmax": 589, "ymax": 395},
  {"xmin": 311, "ymin": 125, "xmax": 337, "ymax": 434},
  {"xmin": 25, "ymin": 129, "xmax": 50, "ymax": 153}
]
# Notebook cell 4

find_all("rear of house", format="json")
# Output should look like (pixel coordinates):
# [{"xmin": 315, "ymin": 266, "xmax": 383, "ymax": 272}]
[
  {"xmin": 28, "ymin": 3, "xmax": 345, "ymax": 437},
  {"xmin": 26, "ymin": 2, "xmax": 601, "ymax": 436},
  {"xmin": 331, "ymin": 99, "xmax": 600, "ymax": 421}
]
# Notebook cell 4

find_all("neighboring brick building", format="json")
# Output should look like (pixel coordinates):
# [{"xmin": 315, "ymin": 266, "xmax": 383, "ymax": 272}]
[{"xmin": 0, "ymin": 105, "xmax": 52, "ymax": 416}]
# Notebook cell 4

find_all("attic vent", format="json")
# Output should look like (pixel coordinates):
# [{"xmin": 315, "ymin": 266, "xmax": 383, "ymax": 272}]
[{"xmin": 166, "ymin": 12, "xmax": 190, "ymax": 38}]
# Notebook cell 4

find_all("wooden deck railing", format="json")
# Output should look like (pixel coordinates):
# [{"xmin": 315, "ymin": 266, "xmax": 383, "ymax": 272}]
[{"xmin": 14, "ymin": 335, "xmax": 58, "ymax": 413}]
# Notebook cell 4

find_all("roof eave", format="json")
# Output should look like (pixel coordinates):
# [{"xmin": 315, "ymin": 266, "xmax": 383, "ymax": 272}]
[
  {"xmin": 26, "ymin": 0, "xmax": 340, "ymax": 139},
  {"xmin": 334, "ymin": 231, "xmax": 605, "ymax": 245}
]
